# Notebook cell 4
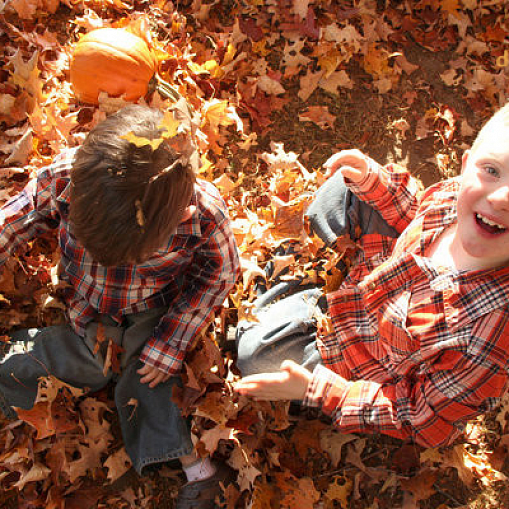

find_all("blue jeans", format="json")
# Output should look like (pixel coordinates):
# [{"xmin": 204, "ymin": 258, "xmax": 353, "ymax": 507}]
[
  {"xmin": 236, "ymin": 171, "xmax": 399, "ymax": 375},
  {"xmin": 0, "ymin": 307, "xmax": 193, "ymax": 474}
]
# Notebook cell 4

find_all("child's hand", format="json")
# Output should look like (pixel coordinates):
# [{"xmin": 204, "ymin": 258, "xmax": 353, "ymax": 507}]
[
  {"xmin": 234, "ymin": 360, "xmax": 312, "ymax": 401},
  {"xmin": 137, "ymin": 363, "xmax": 171, "ymax": 388},
  {"xmin": 323, "ymin": 149, "xmax": 369, "ymax": 182}
]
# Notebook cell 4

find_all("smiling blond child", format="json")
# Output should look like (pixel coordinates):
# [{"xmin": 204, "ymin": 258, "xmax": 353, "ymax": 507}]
[{"xmin": 235, "ymin": 103, "xmax": 509, "ymax": 448}]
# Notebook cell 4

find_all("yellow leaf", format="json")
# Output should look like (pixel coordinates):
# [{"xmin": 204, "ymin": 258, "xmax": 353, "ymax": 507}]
[
  {"xmin": 420, "ymin": 448, "xmax": 442, "ymax": 465},
  {"xmin": 188, "ymin": 59, "xmax": 223, "ymax": 78},
  {"xmin": 222, "ymin": 43, "xmax": 236, "ymax": 65},
  {"xmin": 159, "ymin": 111, "xmax": 180, "ymax": 138},
  {"xmin": 213, "ymin": 173, "xmax": 237, "ymax": 194},
  {"xmin": 121, "ymin": 131, "xmax": 164, "ymax": 150},
  {"xmin": 252, "ymin": 39, "xmax": 270, "ymax": 56},
  {"xmin": 10, "ymin": 51, "xmax": 43, "ymax": 103},
  {"xmin": 199, "ymin": 153, "xmax": 214, "ymax": 177},
  {"xmin": 202, "ymin": 99, "xmax": 238, "ymax": 130},
  {"xmin": 204, "ymin": 59, "xmax": 224, "ymax": 79}
]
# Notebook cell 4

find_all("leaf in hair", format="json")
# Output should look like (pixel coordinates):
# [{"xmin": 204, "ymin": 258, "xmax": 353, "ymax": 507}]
[
  {"xmin": 121, "ymin": 111, "xmax": 181, "ymax": 151},
  {"xmin": 122, "ymin": 131, "xmax": 165, "ymax": 150},
  {"xmin": 135, "ymin": 199, "xmax": 145, "ymax": 229},
  {"xmin": 158, "ymin": 111, "xmax": 181, "ymax": 138}
]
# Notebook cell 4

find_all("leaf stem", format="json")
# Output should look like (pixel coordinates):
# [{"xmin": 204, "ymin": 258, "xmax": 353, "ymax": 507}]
[{"xmin": 155, "ymin": 74, "xmax": 182, "ymax": 102}]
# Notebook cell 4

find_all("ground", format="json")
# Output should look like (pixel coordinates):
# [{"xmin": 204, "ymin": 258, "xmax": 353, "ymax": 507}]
[{"xmin": 1, "ymin": 1, "xmax": 509, "ymax": 508}]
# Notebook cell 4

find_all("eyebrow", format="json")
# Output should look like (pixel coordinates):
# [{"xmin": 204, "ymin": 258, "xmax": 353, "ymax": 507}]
[{"xmin": 477, "ymin": 152, "xmax": 509, "ymax": 163}]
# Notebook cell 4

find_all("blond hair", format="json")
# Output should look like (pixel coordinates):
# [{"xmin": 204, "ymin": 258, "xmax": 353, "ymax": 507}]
[{"xmin": 471, "ymin": 102, "xmax": 509, "ymax": 154}]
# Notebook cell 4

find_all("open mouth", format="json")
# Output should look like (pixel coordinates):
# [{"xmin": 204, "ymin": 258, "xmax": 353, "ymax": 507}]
[{"xmin": 475, "ymin": 213, "xmax": 507, "ymax": 234}]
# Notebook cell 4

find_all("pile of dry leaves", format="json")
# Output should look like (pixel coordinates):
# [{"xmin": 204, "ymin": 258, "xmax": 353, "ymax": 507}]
[{"xmin": 1, "ymin": 0, "xmax": 509, "ymax": 508}]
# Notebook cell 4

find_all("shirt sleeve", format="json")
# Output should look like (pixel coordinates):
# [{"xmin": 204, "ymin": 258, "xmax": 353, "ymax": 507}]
[
  {"xmin": 0, "ymin": 158, "xmax": 66, "ymax": 266},
  {"xmin": 139, "ymin": 215, "xmax": 240, "ymax": 375},
  {"xmin": 347, "ymin": 158, "xmax": 423, "ymax": 235},
  {"xmin": 305, "ymin": 314, "xmax": 509, "ymax": 448}
]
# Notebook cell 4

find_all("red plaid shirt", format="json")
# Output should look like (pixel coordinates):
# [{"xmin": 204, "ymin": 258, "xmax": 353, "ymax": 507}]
[
  {"xmin": 305, "ymin": 161, "xmax": 509, "ymax": 447},
  {"xmin": 0, "ymin": 149, "xmax": 240, "ymax": 375}
]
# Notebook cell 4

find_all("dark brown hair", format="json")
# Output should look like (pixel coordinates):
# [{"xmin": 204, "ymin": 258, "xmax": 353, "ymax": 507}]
[{"xmin": 69, "ymin": 104, "xmax": 197, "ymax": 266}]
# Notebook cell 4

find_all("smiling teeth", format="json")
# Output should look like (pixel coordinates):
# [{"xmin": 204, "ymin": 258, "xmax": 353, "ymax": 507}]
[{"xmin": 476, "ymin": 213, "xmax": 505, "ymax": 229}]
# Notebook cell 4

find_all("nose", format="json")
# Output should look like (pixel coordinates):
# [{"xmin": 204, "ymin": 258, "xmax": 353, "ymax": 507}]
[{"xmin": 487, "ymin": 185, "xmax": 509, "ymax": 211}]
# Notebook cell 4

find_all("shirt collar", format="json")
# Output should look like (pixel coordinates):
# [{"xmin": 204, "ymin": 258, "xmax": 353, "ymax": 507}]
[{"xmin": 57, "ymin": 181, "xmax": 71, "ymax": 207}]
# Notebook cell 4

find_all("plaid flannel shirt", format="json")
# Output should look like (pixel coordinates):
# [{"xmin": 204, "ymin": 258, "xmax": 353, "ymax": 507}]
[
  {"xmin": 0, "ymin": 148, "xmax": 240, "ymax": 375},
  {"xmin": 304, "ymin": 161, "xmax": 509, "ymax": 448}
]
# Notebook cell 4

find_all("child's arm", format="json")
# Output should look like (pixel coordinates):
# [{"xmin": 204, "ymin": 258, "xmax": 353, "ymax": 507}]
[
  {"xmin": 324, "ymin": 149, "xmax": 423, "ymax": 235},
  {"xmin": 237, "ymin": 311, "xmax": 509, "ymax": 448},
  {"xmin": 0, "ymin": 153, "xmax": 69, "ymax": 264},
  {"xmin": 139, "ymin": 214, "xmax": 240, "ymax": 378}
]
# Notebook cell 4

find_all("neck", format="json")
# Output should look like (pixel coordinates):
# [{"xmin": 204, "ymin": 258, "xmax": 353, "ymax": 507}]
[
  {"xmin": 429, "ymin": 226, "xmax": 458, "ymax": 269},
  {"xmin": 432, "ymin": 226, "xmax": 491, "ymax": 271}
]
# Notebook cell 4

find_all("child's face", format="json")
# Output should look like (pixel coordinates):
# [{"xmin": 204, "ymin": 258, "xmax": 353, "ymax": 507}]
[{"xmin": 455, "ymin": 126, "xmax": 509, "ymax": 270}]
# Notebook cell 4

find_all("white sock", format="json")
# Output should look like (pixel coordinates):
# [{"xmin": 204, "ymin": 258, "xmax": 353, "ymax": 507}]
[{"xmin": 182, "ymin": 457, "xmax": 217, "ymax": 483}]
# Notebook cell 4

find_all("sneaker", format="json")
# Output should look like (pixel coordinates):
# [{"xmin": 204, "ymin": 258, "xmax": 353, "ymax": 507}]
[{"xmin": 175, "ymin": 462, "xmax": 236, "ymax": 509}]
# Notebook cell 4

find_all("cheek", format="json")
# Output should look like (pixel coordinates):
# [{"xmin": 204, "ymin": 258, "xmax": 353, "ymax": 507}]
[
  {"xmin": 457, "ymin": 181, "xmax": 481, "ymax": 215},
  {"xmin": 456, "ymin": 190, "xmax": 470, "ymax": 218}
]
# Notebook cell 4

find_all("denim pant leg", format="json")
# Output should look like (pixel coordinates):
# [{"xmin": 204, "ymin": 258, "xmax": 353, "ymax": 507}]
[
  {"xmin": 113, "ymin": 308, "xmax": 193, "ymax": 474},
  {"xmin": 0, "ymin": 325, "xmax": 112, "ymax": 419},
  {"xmin": 236, "ymin": 287, "xmax": 324, "ymax": 376},
  {"xmin": 304, "ymin": 170, "xmax": 399, "ymax": 244},
  {"xmin": 115, "ymin": 360, "xmax": 193, "ymax": 474},
  {"xmin": 237, "ymin": 172, "xmax": 399, "ymax": 377}
]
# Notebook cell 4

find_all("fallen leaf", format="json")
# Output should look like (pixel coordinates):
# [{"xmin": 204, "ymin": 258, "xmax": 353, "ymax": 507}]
[
  {"xmin": 400, "ymin": 469, "xmax": 437, "ymax": 502},
  {"xmin": 13, "ymin": 462, "xmax": 51, "ymax": 490},
  {"xmin": 324, "ymin": 475, "xmax": 352, "ymax": 508},
  {"xmin": 298, "ymin": 106, "xmax": 336, "ymax": 130},
  {"xmin": 104, "ymin": 447, "xmax": 132, "ymax": 482},
  {"xmin": 257, "ymin": 75, "xmax": 286, "ymax": 96},
  {"xmin": 320, "ymin": 430, "xmax": 357, "ymax": 467}
]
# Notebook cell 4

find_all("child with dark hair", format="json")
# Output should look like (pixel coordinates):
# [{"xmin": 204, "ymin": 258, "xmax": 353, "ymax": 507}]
[
  {"xmin": 0, "ymin": 103, "xmax": 240, "ymax": 508},
  {"xmin": 235, "ymin": 103, "xmax": 509, "ymax": 450}
]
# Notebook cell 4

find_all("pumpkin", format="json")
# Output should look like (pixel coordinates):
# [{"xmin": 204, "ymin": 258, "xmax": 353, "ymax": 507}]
[{"xmin": 70, "ymin": 28, "xmax": 159, "ymax": 105}]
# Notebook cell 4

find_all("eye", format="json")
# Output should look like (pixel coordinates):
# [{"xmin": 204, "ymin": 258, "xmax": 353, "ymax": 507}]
[{"xmin": 484, "ymin": 165, "xmax": 500, "ymax": 177}]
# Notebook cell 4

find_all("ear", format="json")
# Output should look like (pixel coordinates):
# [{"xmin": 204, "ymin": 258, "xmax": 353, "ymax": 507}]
[
  {"xmin": 180, "ymin": 205, "xmax": 196, "ymax": 223},
  {"xmin": 461, "ymin": 150, "xmax": 470, "ymax": 174}
]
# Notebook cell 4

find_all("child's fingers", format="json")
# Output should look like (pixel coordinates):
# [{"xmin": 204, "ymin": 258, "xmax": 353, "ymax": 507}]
[
  {"xmin": 280, "ymin": 359, "xmax": 308, "ymax": 377},
  {"xmin": 137, "ymin": 364, "xmax": 170, "ymax": 387},
  {"xmin": 323, "ymin": 153, "xmax": 349, "ymax": 177},
  {"xmin": 234, "ymin": 365, "xmax": 309, "ymax": 401},
  {"xmin": 323, "ymin": 149, "xmax": 368, "ymax": 179},
  {"xmin": 341, "ymin": 165, "xmax": 366, "ymax": 182},
  {"xmin": 234, "ymin": 372, "xmax": 288, "ymax": 398},
  {"xmin": 148, "ymin": 371, "xmax": 167, "ymax": 388}
]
